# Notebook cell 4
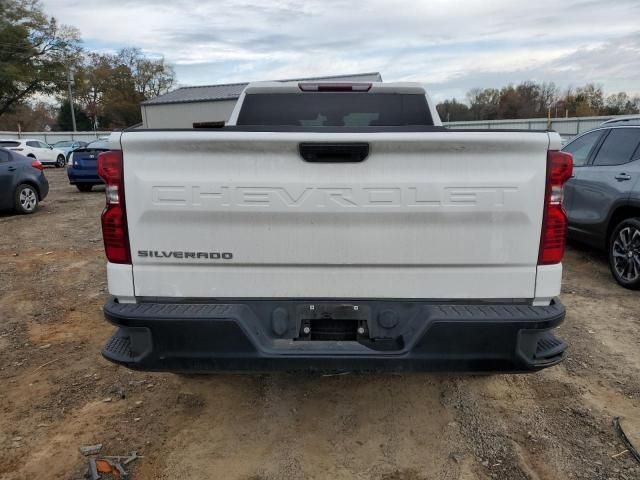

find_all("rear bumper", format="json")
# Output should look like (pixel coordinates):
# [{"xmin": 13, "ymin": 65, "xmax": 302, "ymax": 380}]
[
  {"xmin": 67, "ymin": 168, "xmax": 102, "ymax": 184},
  {"xmin": 102, "ymin": 298, "xmax": 567, "ymax": 373},
  {"xmin": 38, "ymin": 175, "xmax": 49, "ymax": 200}
]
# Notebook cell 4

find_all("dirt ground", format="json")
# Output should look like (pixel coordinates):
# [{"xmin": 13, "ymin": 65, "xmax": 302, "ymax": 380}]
[{"xmin": 1, "ymin": 168, "xmax": 639, "ymax": 480}]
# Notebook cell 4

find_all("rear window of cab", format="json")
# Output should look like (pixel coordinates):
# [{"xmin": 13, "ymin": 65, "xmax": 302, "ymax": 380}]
[{"xmin": 237, "ymin": 93, "xmax": 433, "ymax": 127}]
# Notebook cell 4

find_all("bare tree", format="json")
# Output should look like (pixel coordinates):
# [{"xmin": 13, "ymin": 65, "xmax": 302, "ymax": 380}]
[{"xmin": 117, "ymin": 47, "xmax": 175, "ymax": 100}]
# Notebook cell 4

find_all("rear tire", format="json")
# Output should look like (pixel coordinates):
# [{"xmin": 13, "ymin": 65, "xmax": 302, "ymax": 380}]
[
  {"xmin": 76, "ymin": 184, "xmax": 93, "ymax": 192},
  {"xmin": 14, "ymin": 184, "xmax": 39, "ymax": 214},
  {"xmin": 55, "ymin": 155, "xmax": 65, "ymax": 167},
  {"xmin": 608, "ymin": 217, "xmax": 640, "ymax": 290}
]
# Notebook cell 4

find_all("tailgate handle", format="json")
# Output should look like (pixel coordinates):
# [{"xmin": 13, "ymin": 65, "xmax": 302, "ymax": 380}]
[{"xmin": 299, "ymin": 143, "xmax": 369, "ymax": 163}]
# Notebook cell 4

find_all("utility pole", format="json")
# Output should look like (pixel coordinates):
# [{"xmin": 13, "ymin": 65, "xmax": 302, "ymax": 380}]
[{"xmin": 67, "ymin": 68, "xmax": 77, "ymax": 132}]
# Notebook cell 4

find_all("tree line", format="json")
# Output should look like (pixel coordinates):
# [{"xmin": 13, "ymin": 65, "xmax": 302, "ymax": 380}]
[
  {"xmin": 0, "ymin": 0, "xmax": 174, "ymax": 131},
  {"xmin": 437, "ymin": 82, "xmax": 640, "ymax": 122}
]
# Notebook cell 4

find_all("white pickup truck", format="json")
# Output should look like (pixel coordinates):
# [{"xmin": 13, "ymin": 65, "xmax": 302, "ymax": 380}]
[{"xmin": 99, "ymin": 81, "xmax": 572, "ymax": 373}]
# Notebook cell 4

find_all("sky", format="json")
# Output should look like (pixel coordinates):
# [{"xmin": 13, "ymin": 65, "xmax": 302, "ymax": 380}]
[{"xmin": 41, "ymin": 0, "xmax": 640, "ymax": 102}]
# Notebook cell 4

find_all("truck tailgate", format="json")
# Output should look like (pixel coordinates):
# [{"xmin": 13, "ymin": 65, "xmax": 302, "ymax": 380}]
[{"xmin": 120, "ymin": 130, "xmax": 551, "ymax": 299}]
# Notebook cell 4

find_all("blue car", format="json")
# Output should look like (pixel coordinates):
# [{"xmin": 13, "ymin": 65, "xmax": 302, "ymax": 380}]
[{"xmin": 67, "ymin": 139, "xmax": 109, "ymax": 192}]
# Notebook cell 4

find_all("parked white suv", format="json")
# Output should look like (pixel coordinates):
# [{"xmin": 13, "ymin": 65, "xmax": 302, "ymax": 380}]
[{"xmin": 0, "ymin": 139, "xmax": 67, "ymax": 167}]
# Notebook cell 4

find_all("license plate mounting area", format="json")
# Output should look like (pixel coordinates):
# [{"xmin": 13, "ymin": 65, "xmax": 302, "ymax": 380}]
[{"xmin": 296, "ymin": 304, "xmax": 370, "ymax": 341}]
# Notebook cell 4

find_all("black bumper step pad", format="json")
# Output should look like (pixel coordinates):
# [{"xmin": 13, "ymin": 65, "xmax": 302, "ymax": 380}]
[
  {"xmin": 103, "ymin": 331, "xmax": 134, "ymax": 360},
  {"xmin": 535, "ymin": 332, "xmax": 567, "ymax": 360}
]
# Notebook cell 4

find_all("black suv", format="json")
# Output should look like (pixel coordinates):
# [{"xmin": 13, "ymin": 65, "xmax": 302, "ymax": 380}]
[{"xmin": 562, "ymin": 120, "xmax": 640, "ymax": 289}]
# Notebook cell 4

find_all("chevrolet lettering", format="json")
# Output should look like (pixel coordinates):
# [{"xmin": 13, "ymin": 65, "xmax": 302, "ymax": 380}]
[{"xmin": 151, "ymin": 185, "xmax": 520, "ymax": 209}]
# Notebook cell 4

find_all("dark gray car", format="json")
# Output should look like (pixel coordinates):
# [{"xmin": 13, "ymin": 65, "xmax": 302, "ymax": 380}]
[
  {"xmin": 0, "ymin": 147, "xmax": 49, "ymax": 214},
  {"xmin": 562, "ymin": 124, "xmax": 640, "ymax": 289}
]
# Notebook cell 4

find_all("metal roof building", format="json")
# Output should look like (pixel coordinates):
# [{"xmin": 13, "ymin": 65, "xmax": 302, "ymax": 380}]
[{"xmin": 140, "ymin": 72, "xmax": 382, "ymax": 128}]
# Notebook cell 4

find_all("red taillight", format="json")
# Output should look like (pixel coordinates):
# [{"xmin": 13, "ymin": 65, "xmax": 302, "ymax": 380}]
[
  {"xmin": 538, "ymin": 150, "xmax": 573, "ymax": 265},
  {"xmin": 31, "ymin": 160, "xmax": 43, "ymax": 171},
  {"xmin": 98, "ymin": 150, "xmax": 123, "ymax": 186},
  {"xmin": 98, "ymin": 150, "xmax": 131, "ymax": 264},
  {"xmin": 298, "ymin": 82, "xmax": 372, "ymax": 92}
]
